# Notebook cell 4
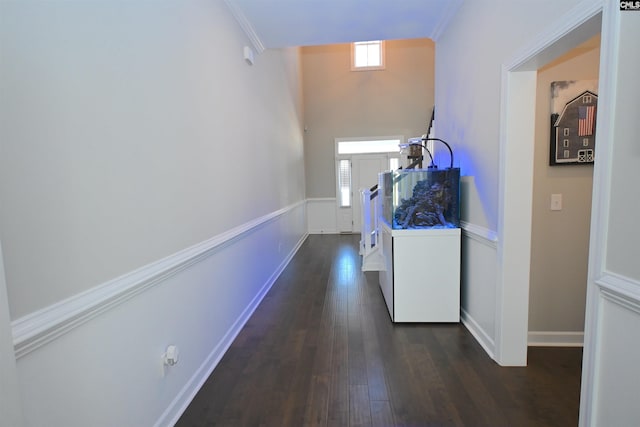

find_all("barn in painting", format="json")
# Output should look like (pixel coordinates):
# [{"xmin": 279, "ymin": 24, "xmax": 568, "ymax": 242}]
[{"xmin": 551, "ymin": 90, "xmax": 597, "ymax": 165}]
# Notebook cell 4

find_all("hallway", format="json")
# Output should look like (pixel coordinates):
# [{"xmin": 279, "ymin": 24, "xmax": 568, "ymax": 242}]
[{"xmin": 177, "ymin": 234, "xmax": 581, "ymax": 426}]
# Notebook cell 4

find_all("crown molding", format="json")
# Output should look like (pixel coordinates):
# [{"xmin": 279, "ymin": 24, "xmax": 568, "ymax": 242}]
[
  {"xmin": 224, "ymin": 0, "xmax": 266, "ymax": 54},
  {"xmin": 430, "ymin": 0, "xmax": 464, "ymax": 41}
]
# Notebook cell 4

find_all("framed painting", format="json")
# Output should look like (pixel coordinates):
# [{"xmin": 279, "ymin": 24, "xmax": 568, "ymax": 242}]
[{"xmin": 549, "ymin": 80, "xmax": 598, "ymax": 166}]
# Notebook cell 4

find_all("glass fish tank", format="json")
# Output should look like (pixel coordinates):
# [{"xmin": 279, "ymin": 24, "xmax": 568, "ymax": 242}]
[{"xmin": 381, "ymin": 168, "xmax": 460, "ymax": 229}]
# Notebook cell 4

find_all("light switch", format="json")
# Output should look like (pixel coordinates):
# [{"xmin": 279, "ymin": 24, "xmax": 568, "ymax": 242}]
[{"xmin": 551, "ymin": 193, "xmax": 562, "ymax": 211}]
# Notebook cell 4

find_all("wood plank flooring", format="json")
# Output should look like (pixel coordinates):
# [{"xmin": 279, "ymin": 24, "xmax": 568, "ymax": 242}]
[{"xmin": 176, "ymin": 234, "xmax": 582, "ymax": 427}]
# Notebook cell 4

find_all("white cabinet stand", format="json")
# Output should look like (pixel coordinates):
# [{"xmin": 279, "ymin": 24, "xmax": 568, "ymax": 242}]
[{"xmin": 379, "ymin": 222, "xmax": 461, "ymax": 322}]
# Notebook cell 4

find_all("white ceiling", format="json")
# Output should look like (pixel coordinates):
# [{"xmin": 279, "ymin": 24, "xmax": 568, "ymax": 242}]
[{"xmin": 224, "ymin": 0, "xmax": 463, "ymax": 52}]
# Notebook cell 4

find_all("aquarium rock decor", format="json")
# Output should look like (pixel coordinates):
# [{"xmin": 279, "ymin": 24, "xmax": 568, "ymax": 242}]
[
  {"xmin": 393, "ymin": 179, "xmax": 455, "ymax": 229},
  {"xmin": 381, "ymin": 167, "xmax": 460, "ymax": 230}
]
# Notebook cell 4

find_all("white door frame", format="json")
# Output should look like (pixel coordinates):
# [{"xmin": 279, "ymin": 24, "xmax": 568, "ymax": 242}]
[
  {"xmin": 334, "ymin": 136, "xmax": 403, "ymax": 233},
  {"xmin": 496, "ymin": 0, "xmax": 604, "ymax": 366}
]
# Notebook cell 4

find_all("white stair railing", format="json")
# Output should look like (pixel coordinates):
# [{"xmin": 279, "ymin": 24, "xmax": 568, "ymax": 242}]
[
  {"xmin": 360, "ymin": 185, "xmax": 385, "ymax": 271},
  {"xmin": 359, "ymin": 187, "xmax": 373, "ymax": 254}
]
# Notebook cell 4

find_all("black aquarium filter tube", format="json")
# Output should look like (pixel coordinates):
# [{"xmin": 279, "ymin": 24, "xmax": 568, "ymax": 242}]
[{"xmin": 422, "ymin": 138, "xmax": 454, "ymax": 170}]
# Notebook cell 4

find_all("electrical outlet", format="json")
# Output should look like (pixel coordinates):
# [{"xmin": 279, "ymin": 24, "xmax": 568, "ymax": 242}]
[{"xmin": 161, "ymin": 345, "xmax": 179, "ymax": 377}]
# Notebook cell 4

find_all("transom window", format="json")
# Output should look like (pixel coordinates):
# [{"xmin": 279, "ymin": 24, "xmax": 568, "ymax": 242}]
[
  {"xmin": 337, "ymin": 137, "xmax": 401, "ymax": 155},
  {"xmin": 335, "ymin": 136, "xmax": 402, "ymax": 209},
  {"xmin": 351, "ymin": 41, "xmax": 385, "ymax": 70}
]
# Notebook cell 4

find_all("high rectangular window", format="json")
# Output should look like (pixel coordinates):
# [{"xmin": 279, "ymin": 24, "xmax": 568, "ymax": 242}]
[{"xmin": 352, "ymin": 41, "xmax": 385, "ymax": 70}]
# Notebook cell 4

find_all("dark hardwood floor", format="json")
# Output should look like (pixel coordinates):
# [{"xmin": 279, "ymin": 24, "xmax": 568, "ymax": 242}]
[{"xmin": 176, "ymin": 234, "xmax": 582, "ymax": 427}]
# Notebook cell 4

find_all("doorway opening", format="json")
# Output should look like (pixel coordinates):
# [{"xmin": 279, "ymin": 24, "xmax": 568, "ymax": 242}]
[
  {"xmin": 496, "ymin": 8, "xmax": 602, "ymax": 366},
  {"xmin": 528, "ymin": 35, "xmax": 600, "ymax": 348}
]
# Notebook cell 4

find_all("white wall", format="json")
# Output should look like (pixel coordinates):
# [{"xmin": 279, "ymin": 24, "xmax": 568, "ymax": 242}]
[
  {"xmin": 604, "ymin": 17, "xmax": 640, "ymax": 281},
  {"xmin": 450, "ymin": 1, "xmax": 640, "ymax": 420},
  {"xmin": 459, "ymin": 219, "xmax": 498, "ymax": 355},
  {"xmin": 435, "ymin": 0, "xmax": 582, "ymax": 360},
  {"xmin": 12, "ymin": 206, "xmax": 307, "ymax": 427},
  {"xmin": 306, "ymin": 198, "xmax": 338, "ymax": 234},
  {"xmin": 0, "ymin": 0, "xmax": 306, "ymax": 425},
  {"xmin": 581, "ymin": 6, "xmax": 640, "ymax": 425},
  {"xmin": 436, "ymin": 0, "xmax": 583, "ymax": 231},
  {"xmin": 0, "ymin": 243, "xmax": 24, "ymax": 426},
  {"xmin": 528, "ymin": 41, "xmax": 599, "ymax": 344},
  {"xmin": 0, "ymin": 0, "xmax": 306, "ymax": 319}
]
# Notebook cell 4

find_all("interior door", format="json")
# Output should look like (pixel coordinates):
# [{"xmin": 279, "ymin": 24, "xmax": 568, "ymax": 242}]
[{"xmin": 352, "ymin": 154, "xmax": 388, "ymax": 233}]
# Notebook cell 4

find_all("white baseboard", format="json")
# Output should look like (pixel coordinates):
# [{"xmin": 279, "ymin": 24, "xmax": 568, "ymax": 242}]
[
  {"xmin": 158, "ymin": 233, "xmax": 308, "ymax": 427},
  {"xmin": 460, "ymin": 307, "xmax": 496, "ymax": 360},
  {"xmin": 10, "ymin": 202, "xmax": 308, "ymax": 427},
  {"xmin": 528, "ymin": 331, "xmax": 584, "ymax": 347}
]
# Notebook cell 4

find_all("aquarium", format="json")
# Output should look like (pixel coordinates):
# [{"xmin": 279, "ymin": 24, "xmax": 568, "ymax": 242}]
[{"xmin": 381, "ymin": 168, "xmax": 460, "ymax": 229}]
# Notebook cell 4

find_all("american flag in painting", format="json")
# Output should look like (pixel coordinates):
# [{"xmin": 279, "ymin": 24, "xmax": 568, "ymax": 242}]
[{"xmin": 578, "ymin": 105, "xmax": 595, "ymax": 136}]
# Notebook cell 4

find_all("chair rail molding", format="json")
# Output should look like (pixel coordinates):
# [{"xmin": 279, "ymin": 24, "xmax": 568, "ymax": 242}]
[
  {"xmin": 12, "ymin": 201, "xmax": 305, "ymax": 359},
  {"xmin": 460, "ymin": 221, "xmax": 498, "ymax": 249}
]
